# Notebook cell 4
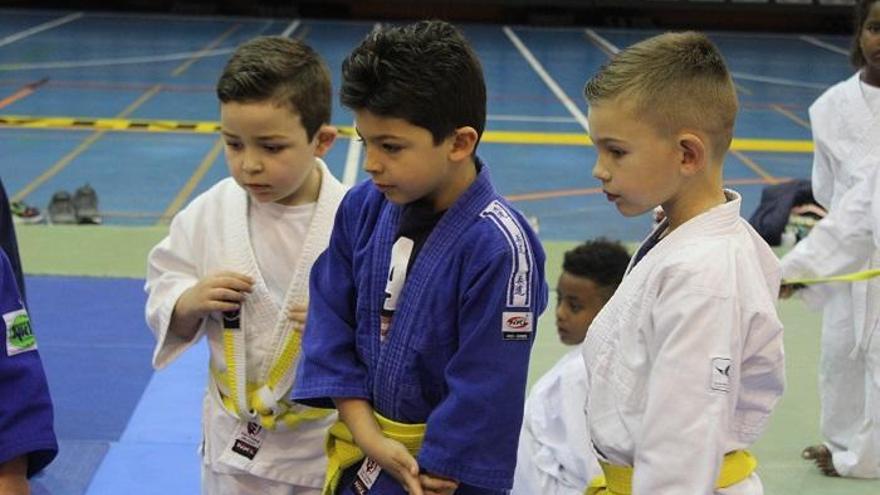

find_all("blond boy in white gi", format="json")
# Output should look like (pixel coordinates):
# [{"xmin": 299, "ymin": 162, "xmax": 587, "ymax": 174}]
[{"xmin": 581, "ymin": 32, "xmax": 785, "ymax": 494}]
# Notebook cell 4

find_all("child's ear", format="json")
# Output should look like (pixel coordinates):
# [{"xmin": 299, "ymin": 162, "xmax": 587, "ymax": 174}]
[
  {"xmin": 313, "ymin": 125, "xmax": 338, "ymax": 157},
  {"xmin": 678, "ymin": 132, "xmax": 706, "ymax": 176},
  {"xmin": 448, "ymin": 126, "xmax": 479, "ymax": 162}
]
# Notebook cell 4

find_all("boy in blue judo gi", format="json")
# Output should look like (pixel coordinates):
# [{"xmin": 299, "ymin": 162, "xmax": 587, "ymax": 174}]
[
  {"xmin": 0, "ymin": 253, "xmax": 57, "ymax": 495},
  {"xmin": 292, "ymin": 20, "xmax": 548, "ymax": 495}
]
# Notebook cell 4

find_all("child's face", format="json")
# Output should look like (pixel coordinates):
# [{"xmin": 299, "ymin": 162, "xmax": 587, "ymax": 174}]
[
  {"xmin": 588, "ymin": 99, "xmax": 683, "ymax": 217},
  {"xmin": 861, "ymin": 1, "xmax": 880, "ymax": 76},
  {"xmin": 556, "ymin": 271, "xmax": 605, "ymax": 345},
  {"xmin": 354, "ymin": 110, "xmax": 460, "ymax": 209},
  {"xmin": 221, "ymin": 100, "xmax": 334, "ymax": 206}
]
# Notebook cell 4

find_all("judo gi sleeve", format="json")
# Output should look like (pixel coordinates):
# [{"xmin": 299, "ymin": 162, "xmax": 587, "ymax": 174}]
[
  {"xmin": 144, "ymin": 211, "xmax": 203, "ymax": 369},
  {"xmin": 634, "ymin": 269, "xmax": 748, "ymax": 493},
  {"xmin": 783, "ymin": 163, "xmax": 880, "ymax": 282},
  {"xmin": 418, "ymin": 244, "xmax": 547, "ymax": 492},
  {"xmin": 292, "ymin": 203, "xmax": 371, "ymax": 409},
  {"xmin": 0, "ymin": 248, "xmax": 57, "ymax": 476}
]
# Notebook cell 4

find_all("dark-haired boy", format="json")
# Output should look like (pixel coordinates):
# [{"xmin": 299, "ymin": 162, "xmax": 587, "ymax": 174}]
[
  {"xmin": 293, "ymin": 20, "xmax": 547, "ymax": 495},
  {"xmin": 513, "ymin": 239, "xmax": 629, "ymax": 495}
]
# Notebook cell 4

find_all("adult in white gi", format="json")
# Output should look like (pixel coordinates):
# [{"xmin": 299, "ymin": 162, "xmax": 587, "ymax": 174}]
[
  {"xmin": 784, "ymin": 0, "xmax": 880, "ymax": 476},
  {"xmin": 145, "ymin": 161, "xmax": 345, "ymax": 493}
]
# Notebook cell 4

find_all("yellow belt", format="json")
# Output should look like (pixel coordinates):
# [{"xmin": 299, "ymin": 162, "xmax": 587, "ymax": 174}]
[
  {"xmin": 784, "ymin": 268, "xmax": 880, "ymax": 286},
  {"xmin": 323, "ymin": 414, "xmax": 426, "ymax": 495},
  {"xmin": 211, "ymin": 366, "xmax": 332, "ymax": 431},
  {"xmin": 586, "ymin": 450, "xmax": 757, "ymax": 495}
]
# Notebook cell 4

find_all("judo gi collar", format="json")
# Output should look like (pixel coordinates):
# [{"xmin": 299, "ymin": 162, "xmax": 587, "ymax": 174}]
[{"xmin": 371, "ymin": 159, "xmax": 499, "ymax": 418}]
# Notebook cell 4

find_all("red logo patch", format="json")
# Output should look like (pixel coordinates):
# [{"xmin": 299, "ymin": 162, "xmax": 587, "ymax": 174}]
[{"xmin": 506, "ymin": 316, "xmax": 529, "ymax": 329}]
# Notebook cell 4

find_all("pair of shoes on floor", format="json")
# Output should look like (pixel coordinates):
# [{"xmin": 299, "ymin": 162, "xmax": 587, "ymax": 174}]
[
  {"xmin": 9, "ymin": 200, "xmax": 45, "ymax": 224},
  {"xmin": 48, "ymin": 184, "xmax": 101, "ymax": 225}
]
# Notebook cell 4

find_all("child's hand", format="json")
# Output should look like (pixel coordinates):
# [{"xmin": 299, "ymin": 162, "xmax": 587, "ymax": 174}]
[
  {"xmin": 176, "ymin": 271, "xmax": 253, "ymax": 319},
  {"xmin": 779, "ymin": 282, "xmax": 804, "ymax": 299},
  {"xmin": 287, "ymin": 304, "xmax": 307, "ymax": 327},
  {"xmin": 420, "ymin": 472, "xmax": 459, "ymax": 495},
  {"xmin": 363, "ymin": 436, "xmax": 422, "ymax": 495}
]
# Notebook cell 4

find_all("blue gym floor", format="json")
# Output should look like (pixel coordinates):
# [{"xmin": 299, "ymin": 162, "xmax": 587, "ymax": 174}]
[{"xmin": 3, "ymin": 7, "xmax": 875, "ymax": 494}]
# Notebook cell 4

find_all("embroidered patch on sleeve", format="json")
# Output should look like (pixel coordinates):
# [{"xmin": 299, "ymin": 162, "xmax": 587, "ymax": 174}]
[
  {"xmin": 502, "ymin": 311, "xmax": 533, "ymax": 341},
  {"xmin": 4, "ymin": 309, "xmax": 37, "ymax": 356},
  {"xmin": 711, "ymin": 357, "xmax": 732, "ymax": 393}
]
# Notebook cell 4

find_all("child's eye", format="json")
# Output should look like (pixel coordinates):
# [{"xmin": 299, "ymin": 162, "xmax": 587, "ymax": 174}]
[
  {"xmin": 263, "ymin": 144, "xmax": 286, "ymax": 153},
  {"xmin": 609, "ymin": 147, "xmax": 626, "ymax": 158},
  {"xmin": 381, "ymin": 143, "xmax": 403, "ymax": 153},
  {"xmin": 225, "ymin": 141, "xmax": 243, "ymax": 151},
  {"xmin": 868, "ymin": 23, "xmax": 880, "ymax": 34}
]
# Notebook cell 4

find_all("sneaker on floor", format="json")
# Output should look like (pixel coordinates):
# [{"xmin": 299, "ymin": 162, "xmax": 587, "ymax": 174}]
[
  {"xmin": 47, "ymin": 190, "xmax": 77, "ymax": 224},
  {"xmin": 73, "ymin": 184, "xmax": 101, "ymax": 224},
  {"xmin": 9, "ymin": 200, "xmax": 44, "ymax": 224}
]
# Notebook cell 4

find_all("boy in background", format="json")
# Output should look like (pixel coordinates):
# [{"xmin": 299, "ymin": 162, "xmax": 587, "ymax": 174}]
[{"xmin": 513, "ymin": 239, "xmax": 629, "ymax": 495}]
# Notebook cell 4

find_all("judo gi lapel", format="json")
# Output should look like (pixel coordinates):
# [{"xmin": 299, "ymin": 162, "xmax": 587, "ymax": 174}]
[
  {"xmin": 224, "ymin": 160, "xmax": 345, "ymax": 393},
  {"xmin": 372, "ymin": 162, "xmax": 499, "ymax": 418},
  {"xmin": 845, "ymin": 72, "xmax": 880, "ymax": 159}
]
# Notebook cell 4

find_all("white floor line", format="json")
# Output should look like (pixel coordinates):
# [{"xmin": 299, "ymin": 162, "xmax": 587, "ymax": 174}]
[
  {"xmin": 279, "ymin": 19, "xmax": 301, "ymax": 38},
  {"xmin": 799, "ymin": 35, "xmax": 849, "ymax": 56},
  {"xmin": 0, "ymin": 48, "xmax": 235, "ymax": 71},
  {"xmin": 342, "ymin": 125, "xmax": 362, "ymax": 187},
  {"xmin": 730, "ymin": 71, "xmax": 828, "ymax": 90},
  {"xmin": 584, "ymin": 28, "xmax": 621, "ymax": 55},
  {"xmin": 0, "ymin": 12, "xmax": 83, "ymax": 48},
  {"xmin": 583, "ymin": 29, "xmax": 827, "ymax": 91},
  {"xmin": 502, "ymin": 26, "xmax": 590, "ymax": 133}
]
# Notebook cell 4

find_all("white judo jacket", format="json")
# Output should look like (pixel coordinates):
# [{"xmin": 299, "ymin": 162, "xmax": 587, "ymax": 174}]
[
  {"xmin": 582, "ymin": 191, "xmax": 785, "ymax": 494},
  {"xmin": 145, "ymin": 160, "xmax": 345, "ymax": 487},
  {"xmin": 513, "ymin": 348, "xmax": 600, "ymax": 495}
]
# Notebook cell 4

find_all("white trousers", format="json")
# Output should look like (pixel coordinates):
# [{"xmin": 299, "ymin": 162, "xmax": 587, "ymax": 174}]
[
  {"xmin": 819, "ymin": 287, "xmax": 880, "ymax": 478},
  {"xmin": 201, "ymin": 464, "xmax": 322, "ymax": 495}
]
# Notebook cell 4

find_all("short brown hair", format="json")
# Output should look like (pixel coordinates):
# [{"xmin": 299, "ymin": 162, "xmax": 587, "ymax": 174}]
[
  {"xmin": 217, "ymin": 36, "xmax": 331, "ymax": 141},
  {"xmin": 584, "ymin": 32, "xmax": 738, "ymax": 161}
]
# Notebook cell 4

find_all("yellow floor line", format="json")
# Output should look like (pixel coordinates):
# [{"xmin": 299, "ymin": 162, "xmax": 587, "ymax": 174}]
[
  {"xmin": 1, "ymin": 115, "xmax": 816, "ymax": 152},
  {"xmin": 10, "ymin": 87, "xmax": 162, "ymax": 202},
  {"xmin": 158, "ymin": 138, "xmax": 224, "ymax": 224}
]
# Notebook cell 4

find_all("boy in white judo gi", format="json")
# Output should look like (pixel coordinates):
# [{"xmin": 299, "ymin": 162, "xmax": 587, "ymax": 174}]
[
  {"xmin": 581, "ymin": 32, "xmax": 785, "ymax": 494},
  {"xmin": 512, "ymin": 239, "xmax": 629, "ymax": 495},
  {"xmin": 292, "ymin": 20, "xmax": 548, "ymax": 495},
  {"xmin": 781, "ymin": 0, "xmax": 880, "ymax": 478},
  {"xmin": 144, "ymin": 37, "xmax": 345, "ymax": 495}
]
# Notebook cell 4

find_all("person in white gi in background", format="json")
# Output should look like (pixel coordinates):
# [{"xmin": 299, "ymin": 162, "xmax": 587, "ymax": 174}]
[
  {"xmin": 144, "ymin": 37, "xmax": 345, "ymax": 495},
  {"xmin": 780, "ymin": 0, "xmax": 880, "ymax": 478},
  {"xmin": 512, "ymin": 239, "xmax": 630, "ymax": 495},
  {"xmin": 581, "ymin": 32, "xmax": 785, "ymax": 494}
]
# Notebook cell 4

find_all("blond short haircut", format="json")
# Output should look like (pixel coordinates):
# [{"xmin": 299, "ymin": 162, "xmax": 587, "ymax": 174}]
[{"xmin": 584, "ymin": 32, "xmax": 738, "ymax": 161}]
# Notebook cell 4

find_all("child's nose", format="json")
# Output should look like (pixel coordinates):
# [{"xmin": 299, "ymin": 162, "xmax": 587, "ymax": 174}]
[
  {"xmin": 592, "ymin": 160, "xmax": 610, "ymax": 182},
  {"xmin": 362, "ymin": 148, "xmax": 382, "ymax": 175}
]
